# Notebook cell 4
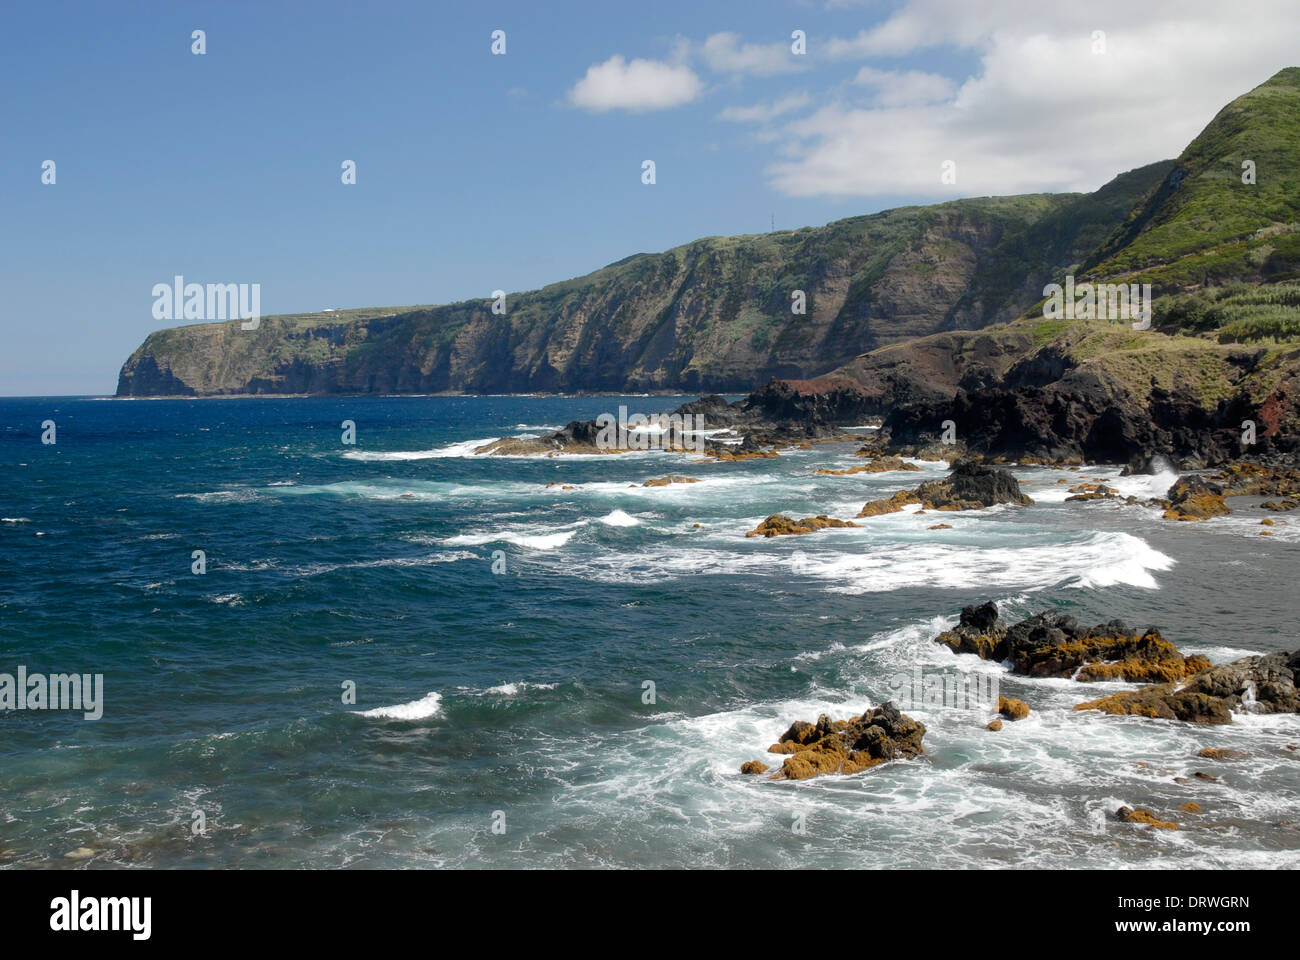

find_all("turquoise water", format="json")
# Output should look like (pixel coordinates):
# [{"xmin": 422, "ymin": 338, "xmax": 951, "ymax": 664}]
[{"xmin": 1, "ymin": 395, "xmax": 1298, "ymax": 868}]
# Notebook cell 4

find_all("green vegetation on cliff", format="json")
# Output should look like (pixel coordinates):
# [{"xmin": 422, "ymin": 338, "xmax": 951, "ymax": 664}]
[
  {"xmin": 1084, "ymin": 67, "xmax": 1300, "ymax": 289},
  {"xmin": 116, "ymin": 186, "xmax": 1165, "ymax": 396},
  {"xmin": 118, "ymin": 68, "xmax": 1300, "ymax": 399}
]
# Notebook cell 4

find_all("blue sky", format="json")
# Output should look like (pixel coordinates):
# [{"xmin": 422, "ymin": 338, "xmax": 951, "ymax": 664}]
[{"xmin": 2, "ymin": 0, "xmax": 1296, "ymax": 395}]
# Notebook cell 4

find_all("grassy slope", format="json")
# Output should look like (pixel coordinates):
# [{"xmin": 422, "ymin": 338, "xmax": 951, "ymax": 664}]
[
  {"xmin": 1084, "ymin": 67, "xmax": 1300, "ymax": 290},
  {"xmin": 909, "ymin": 68, "xmax": 1300, "ymax": 415}
]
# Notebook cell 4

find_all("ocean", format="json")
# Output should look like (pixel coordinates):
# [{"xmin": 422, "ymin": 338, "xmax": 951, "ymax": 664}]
[{"xmin": 1, "ymin": 394, "xmax": 1297, "ymax": 868}]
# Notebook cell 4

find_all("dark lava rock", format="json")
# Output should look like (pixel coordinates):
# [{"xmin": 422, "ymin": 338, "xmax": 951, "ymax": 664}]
[
  {"xmin": 1075, "ymin": 649, "xmax": 1300, "ymax": 724},
  {"xmin": 934, "ymin": 601, "xmax": 1207, "ymax": 683}
]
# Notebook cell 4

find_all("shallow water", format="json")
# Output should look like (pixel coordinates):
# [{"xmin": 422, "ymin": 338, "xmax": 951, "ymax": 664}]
[{"xmin": 1, "ymin": 395, "xmax": 1297, "ymax": 868}]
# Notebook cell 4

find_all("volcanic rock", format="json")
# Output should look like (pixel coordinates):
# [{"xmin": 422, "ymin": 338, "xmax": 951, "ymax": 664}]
[
  {"xmin": 758, "ymin": 703, "xmax": 926, "ymax": 781},
  {"xmin": 1162, "ymin": 476, "xmax": 1231, "ymax": 521},
  {"xmin": 998, "ymin": 696, "xmax": 1031, "ymax": 721},
  {"xmin": 933, "ymin": 601, "xmax": 1207, "ymax": 683},
  {"xmin": 1074, "ymin": 649, "xmax": 1300, "ymax": 723},
  {"xmin": 745, "ymin": 514, "xmax": 859, "ymax": 538}
]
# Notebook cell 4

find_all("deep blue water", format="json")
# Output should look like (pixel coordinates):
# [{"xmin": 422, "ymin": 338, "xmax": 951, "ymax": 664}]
[{"xmin": 1, "ymin": 395, "xmax": 1297, "ymax": 868}]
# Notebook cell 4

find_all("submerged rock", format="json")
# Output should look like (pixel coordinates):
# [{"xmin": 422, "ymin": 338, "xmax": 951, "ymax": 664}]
[
  {"xmin": 1116, "ymin": 806, "xmax": 1179, "ymax": 830},
  {"xmin": 1065, "ymin": 482, "xmax": 1119, "ymax": 502},
  {"xmin": 1197, "ymin": 748, "xmax": 1247, "ymax": 760},
  {"xmin": 750, "ymin": 703, "xmax": 925, "ymax": 781},
  {"xmin": 642, "ymin": 475, "xmax": 701, "ymax": 487},
  {"xmin": 816, "ymin": 457, "xmax": 922, "ymax": 475}
]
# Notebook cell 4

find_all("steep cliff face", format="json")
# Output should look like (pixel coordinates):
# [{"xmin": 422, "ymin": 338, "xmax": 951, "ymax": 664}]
[
  {"xmin": 116, "ymin": 180, "xmax": 1162, "ymax": 396},
  {"xmin": 797, "ymin": 69, "xmax": 1300, "ymax": 462}
]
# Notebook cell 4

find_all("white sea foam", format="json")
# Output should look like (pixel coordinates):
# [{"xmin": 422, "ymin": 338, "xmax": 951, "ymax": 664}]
[
  {"xmin": 598, "ymin": 509, "xmax": 639, "ymax": 527},
  {"xmin": 516, "ymin": 605, "xmax": 1299, "ymax": 869},
  {"xmin": 562, "ymin": 531, "xmax": 1172, "ymax": 592},
  {"xmin": 444, "ymin": 525, "xmax": 583, "ymax": 550},
  {"xmin": 292, "ymin": 551, "xmax": 477, "ymax": 577},
  {"xmin": 342, "ymin": 438, "xmax": 498, "ymax": 461},
  {"xmin": 1106, "ymin": 466, "xmax": 1180, "ymax": 500},
  {"xmin": 342, "ymin": 435, "xmax": 703, "ymax": 461},
  {"xmin": 354, "ymin": 691, "xmax": 443, "ymax": 720},
  {"xmin": 578, "ymin": 474, "xmax": 811, "ymax": 503},
  {"xmin": 480, "ymin": 681, "xmax": 558, "ymax": 696},
  {"xmin": 174, "ymin": 490, "xmax": 255, "ymax": 503},
  {"xmin": 1026, "ymin": 465, "xmax": 1180, "ymax": 504}
]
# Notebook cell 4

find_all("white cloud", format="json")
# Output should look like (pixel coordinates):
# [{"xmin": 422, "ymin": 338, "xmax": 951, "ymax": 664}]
[
  {"xmin": 852, "ymin": 67, "xmax": 955, "ymax": 106},
  {"xmin": 718, "ymin": 93, "xmax": 812, "ymax": 124},
  {"xmin": 826, "ymin": 0, "xmax": 1078, "ymax": 59},
  {"xmin": 701, "ymin": 32, "xmax": 806, "ymax": 76},
  {"xmin": 767, "ymin": 0, "xmax": 1300, "ymax": 197},
  {"xmin": 568, "ymin": 55, "xmax": 703, "ymax": 113}
]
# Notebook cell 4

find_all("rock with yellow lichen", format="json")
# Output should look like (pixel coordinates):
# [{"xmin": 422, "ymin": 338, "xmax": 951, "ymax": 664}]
[
  {"xmin": 857, "ymin": 489, "xmax": 923, "ymax": 517},
  {"xmin": 1075, "ymin": 649, "xmax": 1299, "ymax": 724},
  {"xmin": 745, "ymin": 514, "xmax": 858, "ymax": 537},
  {"xmin": 642, "ymin": 475, "xmax": 701, "ymax": 487},
  {"xmin": 934, "ymin": 601, "xmax": 1211, "ymax": 683},
  {"xmin": 1116, "ymin": 806, "xmax": 1179, "ymax": 830},
  {"xmin": 746, "ymin": 703, "xmax": 925, "ymax": 782},
  {"xmin": 1162, "ymin": 476, "xmax": 1231, "ymax": 521},
  {"xmin": 1065, "ymin": 482, "xmax": 1120, "ymax": 502},
  {"xmin": 857, "ymin": 460, "xmax": 1032, "ymax": 518},
  {"xmin": 997, "ymin": 696, "xmax": 1030, "ymax": 721},
  {"xmin": 815, "ymin": 457, "xmax": 922, "ymax": 476},
  {"xmin": 934, "ymin": 601, "xmax": 1008, "ymax": 661},
  {"xmin": 1197, "ymin": 747, "xmax": 1246, "ymax": 760}
]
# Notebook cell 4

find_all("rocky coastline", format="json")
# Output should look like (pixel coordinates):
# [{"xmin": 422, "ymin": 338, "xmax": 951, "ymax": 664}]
[{"xmin": 739, "ymin": 600, "xmax": 1297, "ymax": 815}]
